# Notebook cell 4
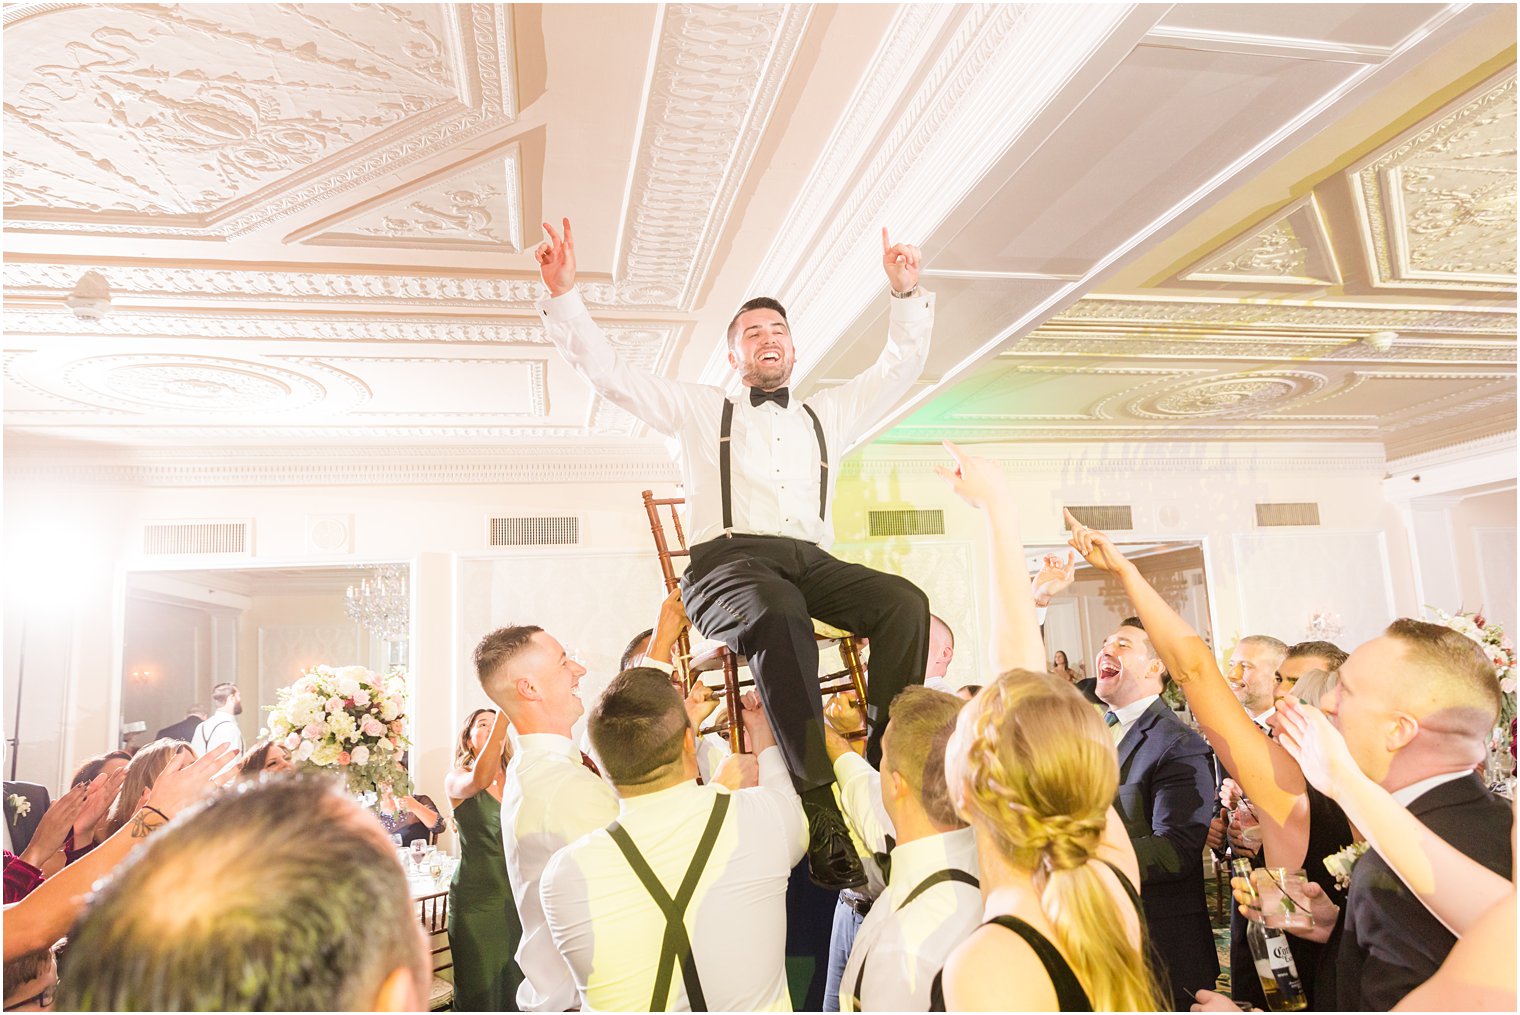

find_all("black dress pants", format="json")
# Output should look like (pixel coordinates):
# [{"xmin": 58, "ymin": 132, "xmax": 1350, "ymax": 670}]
[{"xmin": 681, "ymin": 534, "xmax": 930, "ymax": 791}]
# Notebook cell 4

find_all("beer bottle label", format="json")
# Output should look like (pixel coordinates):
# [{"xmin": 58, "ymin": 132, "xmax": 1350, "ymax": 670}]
[{"xmin": 1267, "ymin": 936, "xmax": 1303, "ymax": 996}]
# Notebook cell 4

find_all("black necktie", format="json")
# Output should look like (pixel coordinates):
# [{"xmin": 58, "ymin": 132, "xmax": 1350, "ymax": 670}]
[{"xmin": 750, "ymin": 386, "xmax": 789, "ymax": 408}]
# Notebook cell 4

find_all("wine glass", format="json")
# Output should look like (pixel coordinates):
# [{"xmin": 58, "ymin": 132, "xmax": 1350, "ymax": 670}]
[{"xmin": 409, "ymin": 839, "xmax": 428, "ymax": 872}]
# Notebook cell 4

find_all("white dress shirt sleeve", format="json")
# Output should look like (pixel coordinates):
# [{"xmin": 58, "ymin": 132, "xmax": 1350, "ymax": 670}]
[
  {"xmin": 538, "ymin": 286, "xmax": 698, "ymax": 437},
  {"xmin": 807, "ymin": 290, "xmax": 934, "ymax": 449},
  {"xmin": 751, "ymin": 745, "xmax": 807, "ymax": 863},
  {"xmin": 833, "ymin": 751, "xmax": 894, "ymax": 854}
]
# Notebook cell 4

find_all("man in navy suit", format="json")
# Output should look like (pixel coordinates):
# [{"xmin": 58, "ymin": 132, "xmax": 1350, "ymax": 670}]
[
  {"xmin": 1325, "ymin": 618, "xmax": 1513, "ymax": 1010},
  {"xmin": 1095, "ymin": 617, "xmax": 1217, "ymax": 1009}
]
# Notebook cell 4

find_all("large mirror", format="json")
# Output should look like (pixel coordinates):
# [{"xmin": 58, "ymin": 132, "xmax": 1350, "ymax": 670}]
[
  {"xmin": 119, "ymin": 564, "xmax": 409, "ymax": 754},
  {"xmin": 1030, "ymin": 540, "xmax": 1215, "ymax": 681}
]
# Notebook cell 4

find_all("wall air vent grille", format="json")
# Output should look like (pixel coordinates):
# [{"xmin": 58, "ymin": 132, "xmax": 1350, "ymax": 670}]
[
  {"xmin": 1255, "ymin": 502, "xmax": 1321, "ymax": 527},
  {"xmin": 143, "ymin": 521, "xmax": 250, "ymax": 556},
  {"xmin": 489, "ymin": 516, "xmax": 581, "ymax": 547},
  {"xmin": 867, "ymin": 509, "xmax": 945, "ymax": 537},
  {"xmin": 1064, "ymin": 505, "xmax": 1134, "ymax": 531}
]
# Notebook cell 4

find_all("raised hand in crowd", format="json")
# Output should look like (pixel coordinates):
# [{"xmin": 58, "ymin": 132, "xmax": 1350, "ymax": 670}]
[
  {"xmin": 536, "ymin": 218, "xmax": 576, "ymax": 297},
  {"xmin": 4, "ymin": 744, "xmax": 238, "ymax": 962},
  {"xmin": 1066, "ymin": 509, "xmax": 1315, "ymax": 872},
  {"xmin": 17, "ymin": 781, "xmax": 88, "ymax": 871},
  {"xmin": 1031, "ymin": 550, "xmax": 1077, "ymax": 607},
  {"xmin": 937, "ymin": 441, "xmax": 1046, "ymax": 673},
  {"xmin": 71, "ymin": 766, "xmax": 128, "ymax": 848},
  {"xmin": 881, "ymin": 227, "xmax": 921, "ymax": 292}
]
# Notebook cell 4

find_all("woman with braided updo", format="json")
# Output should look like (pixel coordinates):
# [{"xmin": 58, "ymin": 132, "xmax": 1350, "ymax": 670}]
[{"xmin": 936, "ymin": 668, "xmax": 1164, "ymax": 1011}]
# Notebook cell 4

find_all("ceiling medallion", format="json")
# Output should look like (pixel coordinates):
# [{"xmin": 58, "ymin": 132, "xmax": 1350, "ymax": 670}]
[
  {"xmin": 1130, "ymin": 371, "xmax": 1328, "ymax": 419},
  {"xmin": 60, "ymin": 355, "xmax": 331, "ymax": 414}
]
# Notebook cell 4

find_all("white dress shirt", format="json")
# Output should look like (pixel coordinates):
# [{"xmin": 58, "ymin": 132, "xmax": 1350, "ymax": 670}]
[
  {"xmin": 501, "ymin": 733, "xmax": 620, "ymax": 1012},
  {"xmin": 539, "ymin": 746, "xmax": 807, "ymax": 1012},
  {"xmin": 538, "ymin": 287, "xmax": 934, "ymax": 550},
  {"xmin": 1108, "ymin": 693, "xmax": 1160, "ymax": 745},
  {"xmin": 831, "ymin": 753, "xmax": 981, "ymax": 1012},
  {"xmin": 833, "ymin": 751, "xmax": 893, "ymax": 897},
  {"xmin": 1390, "ymin": 768, "xmax": 1474, "ymax": 807},
  {"xmin": 189, "ymin": 712, "xmax": 242, "ymax": 756}
]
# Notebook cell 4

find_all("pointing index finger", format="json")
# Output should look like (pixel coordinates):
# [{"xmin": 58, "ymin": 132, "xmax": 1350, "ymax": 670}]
[
  {"xmin": 562, "ymin": 217, "xmax": 574, "ymax": 250},
  {"xmin": 881, "ymin": 226, "xmax": 890, "ymax": 254}
]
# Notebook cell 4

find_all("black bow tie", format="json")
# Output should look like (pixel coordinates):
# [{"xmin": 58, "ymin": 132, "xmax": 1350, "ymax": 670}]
[{"xmin": 750, "ymin": 386, "xmax": 789, "ymax": 408}]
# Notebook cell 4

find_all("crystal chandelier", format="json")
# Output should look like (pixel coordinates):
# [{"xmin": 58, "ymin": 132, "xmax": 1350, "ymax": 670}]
[{"xmin": 345, "ymin": 565, "xmax": 410, "ymax": 643}]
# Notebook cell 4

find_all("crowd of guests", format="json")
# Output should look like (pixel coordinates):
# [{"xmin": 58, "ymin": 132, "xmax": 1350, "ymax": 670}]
[{"xmin": 2, "ymin": 445, "xmax": 1514, "ymax": 1011}]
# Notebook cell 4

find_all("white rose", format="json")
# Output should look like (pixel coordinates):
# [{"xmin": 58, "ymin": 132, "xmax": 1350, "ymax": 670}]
[
  {"xmin": 1501, "ymin": 676, "xmax": 1516, "ymax": 694},
  {"xmin": 350, "ymin": 745, "xmax": 370, "ymax": 767},
  {"xmin": 295, "ymin": 740, "xmax": 316, "ymax": 762},
  {"xmin": 311, "ymin": 742, "xmax": 341, "ymax": 767},
  {"xmin": 380, "ymin": 699, "xmax": 400, "ymax": 721}
]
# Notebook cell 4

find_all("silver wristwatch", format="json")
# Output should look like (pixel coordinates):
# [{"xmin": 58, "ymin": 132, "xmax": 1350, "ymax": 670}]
[{"xmin": 890, "ymin": 284, "xmax": 921, "ymax": 299}]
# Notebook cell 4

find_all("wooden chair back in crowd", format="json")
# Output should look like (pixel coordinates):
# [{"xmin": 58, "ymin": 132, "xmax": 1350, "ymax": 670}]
[
  {"xmin": 415, "ymin": 890, "xmax": 454, "ymax": 1011},
  {"xmin": 640, "ymin": 490, "xmax": 870, "ymax": 754}
]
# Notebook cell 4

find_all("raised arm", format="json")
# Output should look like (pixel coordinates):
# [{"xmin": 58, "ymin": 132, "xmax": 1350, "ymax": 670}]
[
  {"xmin": 445, "ymin": 710, "xmax": 510, "ymax": 803},
  {"xmin": 3, "ymin": 745, "xmax": 235, "ymax": 961},
  {"xmin": 1277, "ymin": 697, "xmax": 1511, "ymax": 935},
  {"xmin": 807, "ymin": 229, "xmax": 933, "ymax": 447},
  {"xmin": 534, "ymin": 217, "xmax": 696, "ymax": 436},
  {"xmin": 1066, "ymin": 514, "xmax": 1311, "ymax": 868},
  {"xmin": 937, "ymin": 442, "xmax": 1046, "ymax": 674}
]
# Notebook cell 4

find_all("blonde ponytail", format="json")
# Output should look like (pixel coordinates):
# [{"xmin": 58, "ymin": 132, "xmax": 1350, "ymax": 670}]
[{"xmin": 950, "ymin": 670, "xmax": 1165, "ymax": 1011}]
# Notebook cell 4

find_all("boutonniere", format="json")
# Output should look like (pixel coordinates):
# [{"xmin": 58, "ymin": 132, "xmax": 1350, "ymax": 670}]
[
  {"xmin": 1323, "ymin": 840, "xmax": 1369, "ymax": 891},
  {"xmin": 7, "ymin": 793, "xmax": 30, "ymax": 819}
]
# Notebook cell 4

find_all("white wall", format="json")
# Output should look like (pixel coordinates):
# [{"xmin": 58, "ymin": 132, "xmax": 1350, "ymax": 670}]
[
  {"xmin": 1452, "ymin": 489, "xmax": 1518, "ymax": 635},
  {"xmin": 7, "ymin": 436, "xmax": 1508, "ymax": 802}
]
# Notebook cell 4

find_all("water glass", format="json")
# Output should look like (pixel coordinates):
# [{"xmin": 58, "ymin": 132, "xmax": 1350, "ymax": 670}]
[{"xmin": 1255, "ymin": 867, "xmax": 1314, "ymax": 930}]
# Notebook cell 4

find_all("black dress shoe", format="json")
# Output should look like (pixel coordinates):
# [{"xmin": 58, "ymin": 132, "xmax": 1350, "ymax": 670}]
[{"xmin": 803, "ymin": 797, "xmax": 866, "ymax": 891}]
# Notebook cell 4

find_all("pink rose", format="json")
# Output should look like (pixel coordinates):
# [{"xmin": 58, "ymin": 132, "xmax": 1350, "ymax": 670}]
[
  {"xmin": 362, "ymin": 717, "xmax": 385, "ymax": 737},
  {"xmin": 325, "ymin": 697, "xmax": 344, "ymax": 713},
  {"xmin": 337, "ymin": 751, "xmax": 351, "ymax": 766},
  {"xmin": 303, "ymin": 723, "xmax": 323, "ymax": 741},
  {"xmin": 353, "ymin": 690, "xmax": 371, "ymax": 707}
]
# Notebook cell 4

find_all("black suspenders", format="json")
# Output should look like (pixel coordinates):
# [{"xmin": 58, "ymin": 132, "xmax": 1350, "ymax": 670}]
[
  {"xmin": 718, "ymin": 398, "xmax": 829, "ymax": 536},
  {"xmin": 848, "ymin": 867, "xmax": 980, "ymax": 1012},
  {"xmin": 605, "ymin": 793, "xmax": 732, "ymax": 1011}
]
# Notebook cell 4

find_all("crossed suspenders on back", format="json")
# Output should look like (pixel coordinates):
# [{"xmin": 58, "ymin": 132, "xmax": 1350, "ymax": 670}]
[
  {"xmin": 847, "ymin": 867, "xmax": 981, "ymax": 1012},
  {"xmin": 718, "ymin": 398, "xmax": 829, "ymax": 537},
  {"xmin": 605, "ymin": 793, "xmax": 732, "ymax": 1012}
]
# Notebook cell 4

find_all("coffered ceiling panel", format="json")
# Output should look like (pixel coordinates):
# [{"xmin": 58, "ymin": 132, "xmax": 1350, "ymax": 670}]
[{"xmin": 2, "ymin": 3, "xmax": 1513, "ymax": 482}]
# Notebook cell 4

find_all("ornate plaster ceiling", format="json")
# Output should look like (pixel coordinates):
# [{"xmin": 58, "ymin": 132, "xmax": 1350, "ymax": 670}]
[{"xmin": 2, "ymin": 3, "xmax": 1514, "ymax": 484}]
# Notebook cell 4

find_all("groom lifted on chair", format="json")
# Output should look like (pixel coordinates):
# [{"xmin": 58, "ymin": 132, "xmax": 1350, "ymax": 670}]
[{"xmin": 534, "ymin": 218, "xmax": 934, "ymax": 890}]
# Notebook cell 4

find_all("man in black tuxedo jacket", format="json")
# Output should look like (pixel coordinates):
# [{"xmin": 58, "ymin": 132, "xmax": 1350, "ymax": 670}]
[
  {"xmin": 1324, "ymin": 618, "xmax": 1514, "ymax": 1010},
  {"xmin": 3, "ymin": 780, "xmax": 51, "ymax": 855},
  {"xmin": 1095, "ymin": 617, "xmax": 1217, "ymax": 1008},
  {"xmin": 156, "ymin": 705, "xmax": 208, "ymax": 743}
]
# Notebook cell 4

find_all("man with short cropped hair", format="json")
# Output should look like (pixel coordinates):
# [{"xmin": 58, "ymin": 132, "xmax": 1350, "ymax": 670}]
[
  {"xmin": 1096, "ymin": 616, "xmax": 1217, "ymax": 1007},
  {"xmin": 58, "ymin": 778, "xmax": 428, "ymax": 1011},
  {"xmin": 1274, "ymin": 639, "xmax": 1346, "ymax": 702},
  {"xmin": 1324, "ymin": 618, "xmax": 1513, "ymax": 1010},
  {"xmin": 1225, "ymin": 635, "xmax": 1287, "ymax": 721},
  {"xmin": 824, "ymin": 686, "xmax": 982, "ymax": 1012},
  {"xmin": 189, "ymin": 683, "xmax": 243, "ymax": 755},
  {"xmin": 475, "ymin": 624, "xmax": 618, "ymax": 1013},
  {"xmin": 922, "ymin": 615, "xmax": 955, "ymax": 692},
  {"xmin": 540, "ymin": 670, "xmax": 805, "ymax": 1011}
]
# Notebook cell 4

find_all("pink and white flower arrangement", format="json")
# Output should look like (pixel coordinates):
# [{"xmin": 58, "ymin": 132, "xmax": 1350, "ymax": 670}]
[
  {"xmin": 1427, "ymin": 607, "xmax": 1517, "ymax": 758},
  {"xmin": 267, "ymin": 664, "xmax": 412, "ymax": 809}
]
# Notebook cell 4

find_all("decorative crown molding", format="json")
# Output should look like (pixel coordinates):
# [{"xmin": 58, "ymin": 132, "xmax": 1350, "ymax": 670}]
[
  {"xmin": 3, "ymin": 4, "xmax": 517, "ymax": 238},
  {"xmin": 1349, "ymin": 68, "xmax": 1516, "ymax": 292},
  {"xmin": 1182, "ymin": 193, "xmax": 1341, "ymax": 286},
  {"xmin": 616, "ymin": 4, "xmax": 812, "ymax": 309}
]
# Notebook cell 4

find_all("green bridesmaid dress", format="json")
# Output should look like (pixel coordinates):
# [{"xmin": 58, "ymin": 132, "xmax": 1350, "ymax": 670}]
[{"xmin": 447, "ymin": 791, "xmax": 523, "ymax": 1011}]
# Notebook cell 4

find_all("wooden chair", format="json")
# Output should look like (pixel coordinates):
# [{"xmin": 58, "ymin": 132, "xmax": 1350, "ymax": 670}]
[
  {"xmin": 641, "ymin": 489, "xmax": 869, "ymax": 753},
  {"xmin": 416, "ymin": 890, "xmax": 454, "ymax": 1011}
]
